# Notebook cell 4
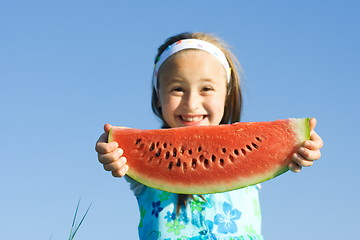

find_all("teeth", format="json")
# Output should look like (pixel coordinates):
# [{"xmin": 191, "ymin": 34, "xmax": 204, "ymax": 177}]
[{"xmin": 181, "ymin": 116, "xmax": 204, "ymax": 122}]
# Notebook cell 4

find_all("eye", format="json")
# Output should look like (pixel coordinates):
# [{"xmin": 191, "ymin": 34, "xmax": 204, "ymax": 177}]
[
  {"xmin": 202, "ymin": 86, "xmax": 213, "ymax": 92},
  {"xmin": 171, "ymin": 86, "xmax": 184, "ymax": 92}
]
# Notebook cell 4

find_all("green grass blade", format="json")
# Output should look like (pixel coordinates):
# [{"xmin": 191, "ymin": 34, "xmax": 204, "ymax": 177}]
[
  {"xmin": 70, "ymin": 202, "xmax": 92, "ymax": 239},
  {"xmin": 69, "ymin": 198, "xmax": 81, "ymax": 240}
]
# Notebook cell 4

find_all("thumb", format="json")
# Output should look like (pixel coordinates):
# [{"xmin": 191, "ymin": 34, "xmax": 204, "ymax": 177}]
[
  {"xmin": 104, "ymin": 123, "xmax": 112, "ymax": 133},
  {"xmin": 309, "ymin": 118, "xmax": 317, "ymax": 131}
]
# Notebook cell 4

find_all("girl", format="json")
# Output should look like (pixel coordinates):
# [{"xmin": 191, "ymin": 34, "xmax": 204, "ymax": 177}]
[{"xmin": 96, "ymin": 32, "xmax": 323, "ymax": 240}]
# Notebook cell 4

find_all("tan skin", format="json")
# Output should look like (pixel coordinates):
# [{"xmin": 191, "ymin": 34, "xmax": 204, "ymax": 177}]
[{"xmin": 96, "ymin": 51, "xmax": 323, "ymax": 177}]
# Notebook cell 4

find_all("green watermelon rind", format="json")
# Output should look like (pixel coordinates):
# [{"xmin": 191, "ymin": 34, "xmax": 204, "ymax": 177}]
[
  {"xmin": 109, "ymin": 118, "xmax": 311, "ymax": 194},
  {"xmin": 289, "ymin": 118, "xmax": 311, "ymax": 144}
]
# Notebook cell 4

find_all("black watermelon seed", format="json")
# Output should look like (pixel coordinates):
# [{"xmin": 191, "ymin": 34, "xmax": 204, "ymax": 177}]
[
  {"xmin": 168, "ymin": 162, "xmax": 173, "ymax": 170},
  {"xmin": 149, "ymin": 143, "xmax": 155, "ymax": 151},
  {"xmin": 155, "ymin": 149, "xmax": 161, "ymax": 157},
  {"xmin": 180, "ymin": 147, "xmax": 185, "ymax": 154},
  {"xmin": 192, "ymin": 159, "xmax": 197, "ymax": 169},
  {"xmin": 241, "ymin": 149, "xmax": 246, "ymax": 155},
  {"xmin": 220, "ymin": 158, "xmax": 225, "ymax": 167},
  {"xmin": 204, "ymin": 159, "xmax": 209, "ymax": 169},
  {"xmin": 182, "ymin": 162, "xmax": 187, "ymax": 172}
]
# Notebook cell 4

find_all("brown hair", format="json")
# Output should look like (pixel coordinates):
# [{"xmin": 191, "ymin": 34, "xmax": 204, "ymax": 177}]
[{"xmin": 150, "ymin": 32, "xmax": 243, "ymax": 212}]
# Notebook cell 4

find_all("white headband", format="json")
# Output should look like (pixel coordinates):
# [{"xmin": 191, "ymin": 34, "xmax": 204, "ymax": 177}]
[{"xmin": 152, "ymin": 39, "xmax": 231, "ymax": 91}]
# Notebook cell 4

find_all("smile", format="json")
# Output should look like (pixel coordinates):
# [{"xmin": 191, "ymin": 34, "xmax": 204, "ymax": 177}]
[
  {"xmin": 180, "ymin": 115, "xmax": 205, "ymax": 122},
  {"xmin": 178, "ymin": 115, "xmax": 207, "ymax": 126}
]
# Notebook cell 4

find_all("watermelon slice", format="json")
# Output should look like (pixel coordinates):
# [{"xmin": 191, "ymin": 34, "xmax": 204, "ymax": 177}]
[{"xmin": 108, "ymin": 118, "xmax": 310, "ymax": 194}]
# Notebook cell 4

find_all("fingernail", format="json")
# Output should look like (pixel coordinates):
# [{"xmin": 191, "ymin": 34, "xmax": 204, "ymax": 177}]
[
  {"xmin": 110, "ymin": 142, "xmax": 118, "ymax": 148},
  {"xmin": 118, "ymin": 148, "xmax": 123, "ymax": 156},
  {"xmin": 120, "ymin": 165, "xmax": 129, "ymax": 176},
  {"xmin": 120, "ymin": 156, "xmax": 127, "ymax": 164}
]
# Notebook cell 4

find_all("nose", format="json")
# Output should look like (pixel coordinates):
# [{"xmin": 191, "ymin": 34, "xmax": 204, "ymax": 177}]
[{"xmin": 183, "ymin": 90, "xmax": 201, "ymax": 111}]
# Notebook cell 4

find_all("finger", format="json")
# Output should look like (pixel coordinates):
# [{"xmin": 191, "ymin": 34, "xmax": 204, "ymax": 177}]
[
  {"xmin": 310, "ymin": 130, "xmax": 324, "ymax": 147},
  {"xmin": 292, "ymin": 152, "xmax": 314, "ymax": 167},
  {"xmin": 95, "ymin": 131, "xmax": 110, "ymax": 152},
  {"xmin": 288, "ymin": 161, "xmax": 302, "ymax": 173},
  {"xmin": 96, "ymin": 140, "xmax": 119, "ymax": 154},
  {"xmin": 103, "ymin": 156, "xmax": 127, "ymax": 171},
  {"xmin": 95, "ymin": 124, "xmax": 114, "ymax": 153},
  {"xmin": 112, "ymin": 164, "xmax": 129, "ymax": 178},
  {"xmin": 298, "ymin": 146, "xmax": 321, "ymax": 161},
  {"xmin": 98, "ymin": 148, "xmax": 123, "ymax": 164},
  {"xmin": 95, "ymin": 132, "xmax": 108, "ymax": 153},
  {"xmin": 309, "ymin": 118, "xmax": 317, "ymax": 131},
  {"xmin": 97, "ymin": 124, "xmax": 112, "ymax": 145},
  {"xmin": 303, "ymin": 131, "xmax": 324, "ymax": 151},
  {"xmin": 104, "ymin": 123, "xmax": 112, "ymax": 133}
]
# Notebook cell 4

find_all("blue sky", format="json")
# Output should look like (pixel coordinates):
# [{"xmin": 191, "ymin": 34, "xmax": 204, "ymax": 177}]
[{"xmin": 1, "ymin": 0, "xmax": 359, "ymax": 239}]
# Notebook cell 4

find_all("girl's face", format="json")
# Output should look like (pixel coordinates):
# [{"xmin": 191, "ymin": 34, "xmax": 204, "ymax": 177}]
[{"xmin": 158, "ymin": 50, "xmax": 227, "ymax": 128}]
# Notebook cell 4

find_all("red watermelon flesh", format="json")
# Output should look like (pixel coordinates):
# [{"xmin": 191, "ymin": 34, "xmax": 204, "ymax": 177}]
[{"xmin": 108, "ymin": 118, "xmax": 310, "ymax": 194}]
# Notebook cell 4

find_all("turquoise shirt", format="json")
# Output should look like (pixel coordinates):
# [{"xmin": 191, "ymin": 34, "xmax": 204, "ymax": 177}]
[{"xmin": 127, "ymin": 177, "xmax": 264, "ymax": 240}]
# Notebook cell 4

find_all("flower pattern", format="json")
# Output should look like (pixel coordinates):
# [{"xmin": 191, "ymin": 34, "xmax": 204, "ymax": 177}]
[
  {"xmin": 198, "ymin": 220, "xmax": 217, "ymax": 239},
  {"xmin": 190, "ymin": 197, "xmax": 206, "ymax": 212},
  {"xmin": 151, "ymin": 201, "xmax": 163, "ymax": 218},
  {"xmin": 137, "ymin": 187, "xmax": 263, "ymax": 239},
  {"xmin": 166, "ymin": 219, "xmax": 186, "ymax": 235},
  {"xmin": 164, "ymin": 211, "xmax": 176, "ymax": 222},
  {"xmin": 214, "ymin": 202, "xmax": 241, "ymax": 234},
  {"xmin": 158, "ymin": 191, "xmax": 171, "ymax": 201},
  {"xmin": 179, "ymin": 211, "xmax": 189, "ymax": 224}
]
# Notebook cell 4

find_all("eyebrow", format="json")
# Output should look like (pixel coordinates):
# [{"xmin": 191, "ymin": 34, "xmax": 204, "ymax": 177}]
[
  {"xmin": 200, "ymin": 78, "xmax": 217, "ymax": 83},
  {"xmin": 166, "ymin": 76, "xmax": 217, "ymax": 83},
  {"xmin": 161, "ymin": 78, "xmax": 184, "ymax": 86}
]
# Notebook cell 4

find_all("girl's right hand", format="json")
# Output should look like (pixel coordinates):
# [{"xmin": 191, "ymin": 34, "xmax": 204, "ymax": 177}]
[{"xmin": 95, "ymin": 124, "xmax": 129, "ymax": 177}]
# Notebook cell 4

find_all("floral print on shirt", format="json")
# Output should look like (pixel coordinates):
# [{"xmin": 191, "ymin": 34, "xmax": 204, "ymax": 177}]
[
  {"xmin": 136, "ymin": 185, "xmax": 264, "ymax": 240},
  {"xmin": 214, "ymin": 202, "xmax": 241, "ymax": 234}
]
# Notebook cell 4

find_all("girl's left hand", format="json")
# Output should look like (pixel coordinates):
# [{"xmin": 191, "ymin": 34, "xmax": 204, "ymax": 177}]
[{"xmin": 289, "ymin": 118, "xmax": 324, "ymax": 173}]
